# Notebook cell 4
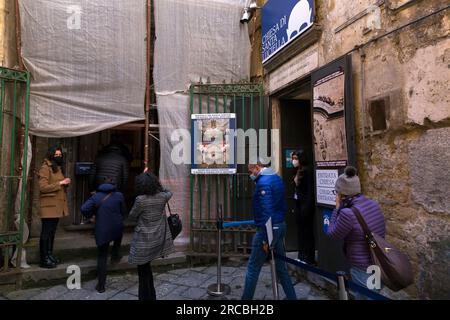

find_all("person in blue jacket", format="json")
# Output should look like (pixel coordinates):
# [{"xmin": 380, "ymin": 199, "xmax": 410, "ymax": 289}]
[
  {"xmin": 81, "ymin": 177, "xmax": 126, "ymax": 293},
  {"xmin": 241, "ymin": 162, "xmax": 297, "ymax": 300}
]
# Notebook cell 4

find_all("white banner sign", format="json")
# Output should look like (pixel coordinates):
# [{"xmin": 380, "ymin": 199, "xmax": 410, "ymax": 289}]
[{"xmin": 316, "ymin": 169, "xmax": 339, "ymax": 206}]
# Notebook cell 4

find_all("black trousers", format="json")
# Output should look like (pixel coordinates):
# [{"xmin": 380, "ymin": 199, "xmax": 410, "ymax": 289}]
[
  {"xmin": 137, "ymin": 262, "xmax": 156, "ymax": 300},
  {"xmin": 96, "ymin": 237, "xmax": 122, "ymax": 288},
  {"xmin": 40, "ymin": 218, "xmax": 59, "ymax": 241},
  {"xmin": 295, "ymin": 202, "xmax": 315, "ymax": 263}
]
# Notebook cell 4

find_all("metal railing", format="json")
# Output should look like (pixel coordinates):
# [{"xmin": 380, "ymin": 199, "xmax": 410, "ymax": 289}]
[
  {"xmin": 189, "ymin": 81, "xmax": 266, "ymax": 256},
  {"xmin": 0, "ymin": 67, "xmax": 31, "ymax": 278}
]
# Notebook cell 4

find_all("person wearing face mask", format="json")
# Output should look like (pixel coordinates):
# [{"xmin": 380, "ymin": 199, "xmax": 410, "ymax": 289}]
[
  {"xmin": 291, "ymin": 150, "xmax": 315, "ymax": 265},
  {"xmin": 242, "ymin": 161, "xmax": 297, "ymax": 300},
  {"xmin": 37, "ymin": 146, "xmax": 71, "ymax": 268}
]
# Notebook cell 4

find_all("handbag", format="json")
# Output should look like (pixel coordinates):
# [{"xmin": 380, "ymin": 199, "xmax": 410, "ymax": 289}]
[
  {"xmin": 351, "ymin": 206, "xmax": 414, "ymax": 292},
  {"xmin": 166, "ymin": 202, "xmax": 182, "ymax": 240}
]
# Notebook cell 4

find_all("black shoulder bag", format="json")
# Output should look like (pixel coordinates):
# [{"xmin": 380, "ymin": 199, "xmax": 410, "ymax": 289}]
[{"xmin": 166, "ymin": 202, "xmax": 182, "ymax": 240}]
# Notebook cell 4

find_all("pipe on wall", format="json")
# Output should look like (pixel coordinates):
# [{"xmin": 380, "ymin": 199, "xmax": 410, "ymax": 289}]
[
  {"xmin": 359, "ymin": 48, "xmax": 369, "ymax": 169},
  {"xmin": 144, "ymin": 0, "xmax": 151, "ymax": 171}
]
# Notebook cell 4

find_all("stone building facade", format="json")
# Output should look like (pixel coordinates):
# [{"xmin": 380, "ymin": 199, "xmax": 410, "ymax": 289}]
[
  {"xmin": 249, "ymin": 0, "xmax": 449, "ymax": 299},
  {"xmin": 1, "ymin": 0, "xmax": 448, "ymax": 299}
]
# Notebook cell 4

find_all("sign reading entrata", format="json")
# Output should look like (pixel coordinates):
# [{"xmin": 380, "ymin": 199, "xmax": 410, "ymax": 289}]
[
  {"xmin": 316, "ymin": 169, "xmax": 339, "ymax": 206},
  {"xmin": 262, "ymin": 0, "xmax": 315, "ymax": 63}
]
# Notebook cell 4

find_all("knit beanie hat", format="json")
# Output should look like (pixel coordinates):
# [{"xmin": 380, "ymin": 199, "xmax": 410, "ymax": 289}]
[{"xmin": 335, "ymin": 166, "xmax": 361, "ymax": 196}]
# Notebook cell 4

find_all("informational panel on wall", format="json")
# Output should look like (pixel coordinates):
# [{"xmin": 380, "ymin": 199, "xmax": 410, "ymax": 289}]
[
  {"xmin": 316, "ymin": 169, "xmax": 339, "ymax": 206},
  {"xmin": 313, "ymin": 70, "xmax": 348, "ymax": 168},
  {"xmin": 262, "ymin": 0, "xmax": 315, "ymax": 63},
  {"xmin": 312, "ymin": 56, "xmax": 355, "ymax": 207},
  {"xmin": 191, "ymin": 113, "xmax": 237, "ymax": 175}
]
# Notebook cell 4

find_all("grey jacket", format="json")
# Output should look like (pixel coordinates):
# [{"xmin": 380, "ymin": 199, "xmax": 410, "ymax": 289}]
[{"xmin": 128, "ymin": 189, "xmax": 175, "ymax": 265}]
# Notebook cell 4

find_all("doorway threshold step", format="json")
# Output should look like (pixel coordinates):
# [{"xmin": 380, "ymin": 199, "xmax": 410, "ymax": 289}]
[
  {"xmin": 64, "ymin": 219, "xmax": 137, "ymax": 232},
  {"xmin": 24, "ymin": 231, "xmax": 134, "ymax": 264}
]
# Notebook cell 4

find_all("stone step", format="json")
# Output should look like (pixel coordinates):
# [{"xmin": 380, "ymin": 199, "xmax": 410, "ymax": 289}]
[
  {"xmin": 63, "ymin": 219, "xmax": 137, "ymax": 232},
  {"xmin": 0, "ymin": 252, "xmax": 188, "ymax": 293},
  {"xmin": 23, "ymin": 231, "xmax": 134, "ymax": 264}
]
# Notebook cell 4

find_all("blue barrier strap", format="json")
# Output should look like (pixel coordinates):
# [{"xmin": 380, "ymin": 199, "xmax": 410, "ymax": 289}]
[
  {"xmin": 275, "ymin": 254, "xmax": 390, "ymax": 301},
  {"xmin": 275, "ymin": 254, "xmax": 338, "ymax": 283},
  {"xmin": 222, "ymin": 220, "xmax": 255, "ymax": 229}
]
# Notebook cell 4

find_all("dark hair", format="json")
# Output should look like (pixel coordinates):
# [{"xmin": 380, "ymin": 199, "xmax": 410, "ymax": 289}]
[
  {"xmin": 292, "ymin": 150, "xmax": 308, "ymax": 166},
  {"xmin": 45, "ymin": 146, "xmax": 64, "ymax": 174},
  {"xmin": 135, "ymin": 172, "xmax": 163, "ymax": 196}
]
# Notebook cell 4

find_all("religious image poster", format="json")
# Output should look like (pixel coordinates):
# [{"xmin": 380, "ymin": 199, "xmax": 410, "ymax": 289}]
[{"xmin": 191, "ymin": 113, "xmax": 237, "ymax": 175}]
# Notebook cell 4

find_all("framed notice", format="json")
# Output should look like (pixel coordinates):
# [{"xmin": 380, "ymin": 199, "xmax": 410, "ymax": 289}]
[
  {"xmin": 191, "ymin": 113, "xmax": 237, "ymax": 175},
  {"xmin": 316, "ymin": 169, "xmax": 339, "ymax": 206},
  {"xmin": 313, "ymin": 69, "xmax": 348, "ymax": 167},
  {"xmin": 312, "ymin": 55, "xmax": 355, "ymax": 207}
]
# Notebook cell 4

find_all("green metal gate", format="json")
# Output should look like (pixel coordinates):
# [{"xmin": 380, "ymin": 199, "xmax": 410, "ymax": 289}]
[
  {"xmin": 189, "ymin": 80, "xmax": 269, "ymax": 257},
  {"xmin": 0, "ymin": 67, "xmax": 31, "ymax": 275}
]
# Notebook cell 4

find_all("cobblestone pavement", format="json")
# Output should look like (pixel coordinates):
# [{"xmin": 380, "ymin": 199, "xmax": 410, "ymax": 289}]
[{"xmin": 0, "ymin": 262, "xmax": 332, "ymax": 300}]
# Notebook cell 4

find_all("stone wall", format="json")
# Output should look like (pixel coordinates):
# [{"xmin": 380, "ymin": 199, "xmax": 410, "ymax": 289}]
[{"xmin": 257, "ymin": 0, "xmax": 449, "ymax": 299}]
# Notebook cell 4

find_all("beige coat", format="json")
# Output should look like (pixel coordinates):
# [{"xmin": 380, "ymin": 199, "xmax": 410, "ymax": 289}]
[{"xmin": 38, "ymin": 160, "xmax": 69, "ymax": 218}]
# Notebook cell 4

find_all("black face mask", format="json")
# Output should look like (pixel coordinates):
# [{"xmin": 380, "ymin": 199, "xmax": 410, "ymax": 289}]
[{"xmin": 53, "ymin": 157, "xmax": 64, "ymax": 166}]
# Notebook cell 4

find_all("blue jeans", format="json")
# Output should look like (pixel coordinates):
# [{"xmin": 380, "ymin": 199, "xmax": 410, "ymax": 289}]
[
  {"xmin": 241, "ymin": 222, "xmax": 297, "ymax": 300},
  {"xmin": 350, "ymin": 267, "xmax": 381, "ymax": 300}
]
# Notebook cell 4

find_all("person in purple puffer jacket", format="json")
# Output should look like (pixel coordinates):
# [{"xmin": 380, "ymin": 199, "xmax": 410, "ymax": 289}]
[{"xmin": 326, "ymin": 166, "xmax": 386, "ymax": 299}]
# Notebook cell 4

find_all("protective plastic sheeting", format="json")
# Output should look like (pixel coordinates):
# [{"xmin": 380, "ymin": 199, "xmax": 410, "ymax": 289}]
[
  {"xmin": 154, "ymin": 0, "xmax": 250, "ymax": 244},
  {"xmin": 19, "ymin": 0, "xmax": 147, "ymax": 137}
]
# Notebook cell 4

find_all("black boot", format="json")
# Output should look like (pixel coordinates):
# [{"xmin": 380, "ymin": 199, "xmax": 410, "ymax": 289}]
[
  {"xmin": 40, "ymin": 239, "xmax": 56, "ymax": 269},
  {"xmin": 48, "ymin": 233, "xmax": 60, "ymax": 265}
]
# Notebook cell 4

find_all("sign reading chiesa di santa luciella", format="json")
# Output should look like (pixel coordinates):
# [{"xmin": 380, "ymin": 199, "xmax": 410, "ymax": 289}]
[{"xmin": 262, "ymin": 0, "xmax": 315, "ymax": 63}]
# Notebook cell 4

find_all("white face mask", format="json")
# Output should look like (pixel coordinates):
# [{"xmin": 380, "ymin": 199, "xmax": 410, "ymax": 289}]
[{"xmin": 292, "ymin": 159, "xmax": 300, "ymax": 168}]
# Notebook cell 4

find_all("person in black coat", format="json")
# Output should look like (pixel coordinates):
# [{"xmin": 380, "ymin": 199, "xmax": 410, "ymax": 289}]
[
  {"xmin": 81, "ymin": 177, "xmax": 127, "ymax": 293},
  {"xmin": 90, "ymin": 143, "xmax": 130, "ymax": 192},
  {"xmin": 292, "ymin": 150, "xmax": 315, "ymax": 265}
]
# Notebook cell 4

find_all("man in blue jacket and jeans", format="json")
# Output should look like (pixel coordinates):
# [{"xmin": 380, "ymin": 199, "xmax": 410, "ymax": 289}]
[{"xmin": 242, "ymin": 162, "xmax": 297, "ymax": 300}]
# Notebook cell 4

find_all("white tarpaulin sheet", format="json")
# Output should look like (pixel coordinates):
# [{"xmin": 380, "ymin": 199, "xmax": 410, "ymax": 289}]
[
  {"xmin": 19, "ymin": 0, "xmax": 147, "ymax": 137},
  {"xmin": 154, "ymin": 0, "xmax": 250, "ymax": 244}
]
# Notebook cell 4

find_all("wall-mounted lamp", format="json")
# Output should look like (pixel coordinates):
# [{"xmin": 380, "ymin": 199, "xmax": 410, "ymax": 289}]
[{"xmin": 240, "ymin": 0, "xmax": 261, "ymax": 23}]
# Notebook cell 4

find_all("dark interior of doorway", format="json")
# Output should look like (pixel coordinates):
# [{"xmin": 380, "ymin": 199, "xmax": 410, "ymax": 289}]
[
  {"xmin": 74, "ymin": 122, "xmax": 160, "ymax": 225},
  {"xmin": 279, "ymin": 86, "xmax": 315, "ymax": 254}
]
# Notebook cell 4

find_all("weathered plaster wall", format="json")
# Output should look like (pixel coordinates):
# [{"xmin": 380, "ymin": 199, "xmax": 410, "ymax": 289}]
[
  {"xmin": 257, "ymin": 0, "xmax": 450, "ymax": 299},
  {"xmin": 0, "ymin": 0, "xmax": 17, "ymax": 67},
  {"xmin": 359, "ymin": 8, "xmax": 448, "ymax": 300}
]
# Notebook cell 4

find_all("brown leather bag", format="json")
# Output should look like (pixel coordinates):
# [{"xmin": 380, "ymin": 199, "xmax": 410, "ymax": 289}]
[{"xmin": 351, "ymin": 206, "xmax": 414, "ymax": 292}]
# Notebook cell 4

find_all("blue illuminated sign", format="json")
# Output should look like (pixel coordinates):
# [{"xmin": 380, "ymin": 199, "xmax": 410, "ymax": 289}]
[{"xmin": 262, "ymin": 0, "xmax": 315, "ymax": 63}]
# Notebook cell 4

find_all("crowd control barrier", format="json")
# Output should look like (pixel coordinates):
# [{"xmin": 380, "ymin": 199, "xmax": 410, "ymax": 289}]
[
  {"xmin": 205, "ymin": 216, "xmax": 390, "ymax": 300},
  {"xmin": 275, "ymin": 254, "xmax": 391, "ymax": 300},
  {"xmin": 206, "ymin": 206, "xmax": 256, "ymax": 297}
]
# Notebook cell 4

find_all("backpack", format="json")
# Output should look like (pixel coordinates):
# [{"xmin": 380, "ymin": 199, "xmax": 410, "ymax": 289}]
[{"xmin": 351, "ymin": 206, "xmax": 414, "ymax": 292}]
